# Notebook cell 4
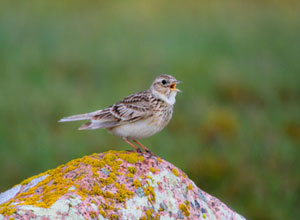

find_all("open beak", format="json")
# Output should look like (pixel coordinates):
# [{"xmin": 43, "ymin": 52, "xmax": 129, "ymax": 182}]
[{"xmin": 170, "ymin": 80, "xmax": 183, "ymax": 92}]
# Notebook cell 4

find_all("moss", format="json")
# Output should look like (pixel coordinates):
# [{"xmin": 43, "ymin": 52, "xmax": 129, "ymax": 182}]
[{"xmin": 172, "ymin": 168, "xmax": 179, "ymax": 177}]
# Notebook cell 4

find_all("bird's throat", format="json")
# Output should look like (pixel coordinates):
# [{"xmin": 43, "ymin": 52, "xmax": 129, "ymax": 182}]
[{"xmin": 152, "ymin": 89, "xmax": 177, "ymax": 105}]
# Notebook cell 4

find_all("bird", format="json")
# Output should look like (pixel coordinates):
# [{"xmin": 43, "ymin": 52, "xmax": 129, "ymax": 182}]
[{"xmin": 59, "ymin": 74, "xmax": 182, "ymax": 153}]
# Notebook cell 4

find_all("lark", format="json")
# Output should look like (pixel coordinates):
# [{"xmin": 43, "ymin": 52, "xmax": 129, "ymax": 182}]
[{"xmin": 59, "ymin": 74, "xmax": 182, "ymax": 153}]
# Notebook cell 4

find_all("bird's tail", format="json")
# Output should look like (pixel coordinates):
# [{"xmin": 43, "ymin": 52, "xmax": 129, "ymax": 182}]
[
  {"xmin": 58, "ymin": 112, "xmax": 93, "ymax": 122},
  {"xmin": 58, "ymin": 110, "xmax": 118, "ymax": 130}
]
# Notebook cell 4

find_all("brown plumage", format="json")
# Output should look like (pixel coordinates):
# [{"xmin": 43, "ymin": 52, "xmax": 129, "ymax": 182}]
[{"xmin": 59, "ymin": 74, "xmax": 182, "ymax": 153}]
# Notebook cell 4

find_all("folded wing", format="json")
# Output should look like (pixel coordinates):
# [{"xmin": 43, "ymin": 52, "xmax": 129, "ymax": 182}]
[{"xmin": 79, "ymin": 91, "xmax": 153, "ymax": 130}]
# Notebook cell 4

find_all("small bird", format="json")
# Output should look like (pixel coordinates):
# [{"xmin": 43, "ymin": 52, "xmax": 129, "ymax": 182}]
[{"xmin": 59, "ymin": 74, "xmax": 182, "ymax": 153}]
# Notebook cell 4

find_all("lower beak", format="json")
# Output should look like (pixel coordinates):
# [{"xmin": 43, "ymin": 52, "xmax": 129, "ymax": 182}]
[{"xmin": 170, "ymin": 82, "xmax": 182, "ymax": 92}]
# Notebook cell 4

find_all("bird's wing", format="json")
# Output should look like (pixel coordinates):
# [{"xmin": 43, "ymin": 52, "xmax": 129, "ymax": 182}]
[
  {"xmin": 95, "ymin": 91, "xmax": 153, "ymax": 122},
  {"xmin": 80, "ymin": 91, "xmax": 153, "ymax": 130}
]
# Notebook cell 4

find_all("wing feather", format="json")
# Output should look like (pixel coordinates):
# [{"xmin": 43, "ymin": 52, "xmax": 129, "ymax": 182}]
[{"xmin": 91, "ymin": 90, "xmax": 153, "ymax": 126}]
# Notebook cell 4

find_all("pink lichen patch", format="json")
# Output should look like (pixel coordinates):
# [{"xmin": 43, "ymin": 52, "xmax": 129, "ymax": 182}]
[{"xmin": 0, "ymin": 150, "xmax": 245, "ymax": 220}]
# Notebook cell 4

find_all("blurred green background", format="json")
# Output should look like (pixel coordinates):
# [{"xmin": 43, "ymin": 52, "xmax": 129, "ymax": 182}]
[{"xmin": 0, "ymin": 0, "xmax": 299, "ymax": 219}]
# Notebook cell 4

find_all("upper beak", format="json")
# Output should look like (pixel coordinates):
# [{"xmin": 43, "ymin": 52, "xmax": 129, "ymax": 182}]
[{"xmin": 170, "ymin": 80, "xmax": 183, "ymax": 92}]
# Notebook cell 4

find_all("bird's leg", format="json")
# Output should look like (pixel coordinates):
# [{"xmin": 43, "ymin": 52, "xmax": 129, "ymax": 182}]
[
  {"xmin": 133, "ymin": 140, "xmax": 152, "ymax": 154},
  {"xmin": 123, "ymin": 138, "xmax": 142, "ymax": 153}
]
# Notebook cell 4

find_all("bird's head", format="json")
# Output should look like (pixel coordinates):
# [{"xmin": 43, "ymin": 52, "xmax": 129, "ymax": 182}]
[{"xmin": 150, "ymin": 74, "xmax": 182, "ymax": 105}]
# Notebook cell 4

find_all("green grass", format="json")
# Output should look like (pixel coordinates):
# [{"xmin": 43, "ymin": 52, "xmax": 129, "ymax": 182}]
[{"xmin": 0, "ymin": 1, "xmax": 299, "ymax": 219}]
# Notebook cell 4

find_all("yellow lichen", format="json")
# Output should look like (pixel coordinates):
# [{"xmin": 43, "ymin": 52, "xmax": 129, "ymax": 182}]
[
  {"xmin": 81, "ymin": 156, "xmax": 105, "ymax": 168},
  {"xmin": 115, "ymin": 184, "xmax": 133, "ymax": 203},
  {"xmin": 100, "ymin": 177, "xmax": 114, "ymax": 185},
  {"xmin": 128, "ymin": 167, "xmax": 137, "ymax": 174},
  {"xmin": 126, "ymin": 173, "xmax": 134, "ymax": 178},
  {"xmin": 110, "ymin": 214, "xmax": 118, "ymax": 219},
  {"xmin": 149, "ymin": 167, "xmax": 156, "ymax": 173},
  {"xmin": 0, "ymin": 207, "xmax": 17, "ymax": 216},
  {"xmin": 154, "ymin": 214, "xmax": 161, "ymax": 220},
  {"xmin": 145, "ymin": 185, "xmax": 156, "ymax": 204},
  {"xmin": 187, "ymin": 184, "xmax": 193, "ymax": 190},
  {"xmin": 119, "ymin": 152, "xmax": 142, "ymax": 164},
  {"xmin": 91, "ymin": 184, "xmax": 102, "ymax": 196},
  {"xmin": 104, "ymin": 191, "xmax": 114, "ymax": 199},
  {"xmin": 146, "ymin": 209, "xmax": 153, "ymax": 219},
  {"xmin": 146, "ymin": 175, "xmax": 153, "ymax": 182},
  {"xmin": 138, "ymin": 156, "xmax": 145, "ymax": 162},
  {"xmin": 172, "ymin": 168, "xmax": 179, "ymax": 177},
  {"xmin": 99, "ymin": 209, "xmax": 107, "ymax": 218},
  {"xmin": 140, "ymin": 213, "xmax": 160, "ymax": 220},
  {"xmin": 133, "ymin": 179, "xmax": 142, "ymax": 188},
  {"xmin": 0, "ymin": 151, "xmax": 145, "ymax": 218},
  {"xmin": 103, "ymin": 152, "xmax": 117, "ymax": 162},
  {"xmin": 109, "ymin": 172, "xmax": 117, "ymax": 181},
  {"xmin": 90, "ymin": 211, "xmax": 97, "ymax": 218},
  {"xmin": 20, "ymin": 171, "xmax": 50, "ymax": 185},
  {"xmin": 179, "ymin": 203, "xmax": 190, "ymax": 217}
]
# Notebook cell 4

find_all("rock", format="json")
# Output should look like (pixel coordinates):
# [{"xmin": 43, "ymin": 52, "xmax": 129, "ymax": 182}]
[{"xmin": 0, "ymin": 150, "xmax": 246, "ymax": 220}]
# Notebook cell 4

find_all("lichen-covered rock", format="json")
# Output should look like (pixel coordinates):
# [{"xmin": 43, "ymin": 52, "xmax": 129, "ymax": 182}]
[{"xmin": 0, "ymin": 150, "xmax": 246, "ymax": 220}]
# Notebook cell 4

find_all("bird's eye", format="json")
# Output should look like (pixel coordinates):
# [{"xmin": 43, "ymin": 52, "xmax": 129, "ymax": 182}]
[{"xmin": 161, "ymin": 80, "xmax": 167, "ymax": 85}]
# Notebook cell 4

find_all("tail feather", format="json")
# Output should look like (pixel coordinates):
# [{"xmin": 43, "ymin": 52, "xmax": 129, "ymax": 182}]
[
  {"xmin": 78, "ymin": 121, "xmax": 92, "ymax": 130},
  {"xmin": 58, "ymin": 113, "xmax": 92, "ymax": 122},
  {"xmin": 59, "ymin": 109, "xmax": 118, "ymax": 130},
  {"xmin": 78, "ymin": 120, "xmax": 119, "ymax": 130}
]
